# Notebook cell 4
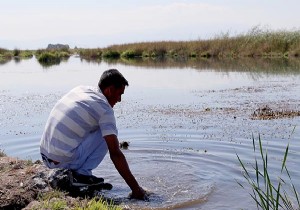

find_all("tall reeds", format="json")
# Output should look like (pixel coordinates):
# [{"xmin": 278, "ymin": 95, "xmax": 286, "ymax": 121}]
[
  {"xmin": 79, "ymin": 27, "xmax": 300, "ymax": 61},
  {"xmin": 237, "ymin": 134, "xmax": 299, "ymax": 210},
  {"xmin": 1, "ymin": 26, "xmax": 300, "ymax": 65}
]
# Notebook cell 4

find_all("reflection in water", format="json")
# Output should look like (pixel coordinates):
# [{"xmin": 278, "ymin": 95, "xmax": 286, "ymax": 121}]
[
  {"xmin": 0, "ymin": 56, "xmax": 33, "ymax": 66},
  {"xmin": 1, "ymin": 56, "xmax": 300, "ymax": 75},
  {"xmin": 37, "ymin": 57, "xmax": 70, "ymax": 68},
  {"xmin": 13, "ymin": 57, "xmax": 21, "ymax": 64},
  {"xmin": 0, "ymin": 57, "xmax": 300, "ymax": 209},
  {"xmin": 80, "ymin": 57, "xmax": 300, "ymax": 75},
  {"xmin": 0, "ymin": 57, "xmax": 12, "ymax": 65}
]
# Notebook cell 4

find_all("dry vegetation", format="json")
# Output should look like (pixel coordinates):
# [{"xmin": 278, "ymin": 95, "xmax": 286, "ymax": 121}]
[
  {"xmin": 251, "ymin": 105, "xmax": 300, "ymax": 120},
  {"xmin": 1, "ymin": 27, "xmax": 300, "ymax": 67},
  {"xmin": 78, "ymin": 26, "xmax": 300, "ymax": 60}
]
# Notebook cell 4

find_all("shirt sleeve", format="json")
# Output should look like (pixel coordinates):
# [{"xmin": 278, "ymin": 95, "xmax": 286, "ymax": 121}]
[{"xmin": 98, "ymin": 106, "xmax": 118, "ymax": 137}]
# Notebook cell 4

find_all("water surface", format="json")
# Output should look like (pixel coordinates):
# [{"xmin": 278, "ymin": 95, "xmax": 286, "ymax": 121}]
[{"xmin": 0, "ymin": 57, "xmax": 300, "ymax": 209}]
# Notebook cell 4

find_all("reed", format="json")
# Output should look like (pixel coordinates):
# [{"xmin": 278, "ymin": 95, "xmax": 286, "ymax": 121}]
[
  {"xmin": 79, "ymin": 26, "xmax": 300, "ymax": 61},
  {"xmin": 237, "ymin": 133, "xmax": 299, "ymax": 210},
  {"xmin": 78, "ymin": 48, "xmax": 102, "ymax": 60},
  {"xmin": 2, "ymin": 26, "xmax": 300, "ymax": 62}
]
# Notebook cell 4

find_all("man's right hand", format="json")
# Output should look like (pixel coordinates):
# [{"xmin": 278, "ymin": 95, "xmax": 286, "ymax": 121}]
[
  {"xmin": 104, "ymin": 135, "xmax": 148, "ymax": 201},
  {"xmin": 130, "ymin": 186, "xmax": 149, "ymax": 201}
]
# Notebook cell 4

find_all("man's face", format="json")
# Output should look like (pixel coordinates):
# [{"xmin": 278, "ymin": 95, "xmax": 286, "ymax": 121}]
[{"xmin": 105, "ymin": 85, "xmax": 125, "ymax": 108}]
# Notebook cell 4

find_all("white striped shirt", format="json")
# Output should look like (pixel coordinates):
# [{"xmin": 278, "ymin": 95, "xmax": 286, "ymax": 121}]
[{"xmin": 40, "ymin": 86, "xmax": 117, "ymax": 162}]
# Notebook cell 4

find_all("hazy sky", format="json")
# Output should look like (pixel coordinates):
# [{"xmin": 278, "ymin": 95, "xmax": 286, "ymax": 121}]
[{"xmin": 1, "ymin": 0, "xmax": 299, "ymax": 49}]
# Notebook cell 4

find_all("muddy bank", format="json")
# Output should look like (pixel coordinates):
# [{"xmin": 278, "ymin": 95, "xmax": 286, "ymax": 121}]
[
  {"xmin": 0, "ymin": 156, "xmax": 118, "ymax": 210},
  {"xmin": 0, "ymin": 156, "xmax": 47, "ymax": 209},
  {"xmin": 251, "ymin": 105, "xmax": 300, "ymax": 120}
]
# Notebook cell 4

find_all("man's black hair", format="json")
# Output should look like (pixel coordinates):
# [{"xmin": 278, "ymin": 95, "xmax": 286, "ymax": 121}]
[{"xmin": 98, "ymin": 69, "xmax": 129, "ymax": 91}]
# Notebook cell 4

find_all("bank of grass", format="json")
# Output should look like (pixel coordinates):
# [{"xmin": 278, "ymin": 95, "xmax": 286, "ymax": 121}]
[
  {"xmin": 1, "ymin": 48, "xmax": 34, "ymax": 58},
  {"xmin": 35, "ymin": 49, "xmax": 71, "ymax": 67},
  {"xmin": 36, "ymin": 48, "xmax": 71, "ymax": 60},
  {"xmin": 35, "ymin": 190, "xmax": 122, "ymax": 210},
  {"xmin": 0, "ymin": 48, "xmax": 13, "ymax": 62},
  {"xmin": 13, "ymin": 48, "xmax": 34, "ymax": 58},
  {"xmin": 0, "ymin": 147, "xmax": 122, "ymax": 210},
  {"xmin": 2, "ymin": 27, "xmax": 300, "ymax": 63},
  {"xmin": 237, "ymin": 133, "xmax": 299, "ymax": 210},
  {"xmin": 78, "ymin": 48, "xmax": 102, "ymax": 60},
  {"xmin": 79, "ymin": 27, "xmax": 300, "ymax": 60}
]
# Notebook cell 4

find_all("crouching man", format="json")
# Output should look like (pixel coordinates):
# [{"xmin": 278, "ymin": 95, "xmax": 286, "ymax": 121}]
[{"xmin": 40, "ymin": 69, "xmax": 146, "ymax": 200}]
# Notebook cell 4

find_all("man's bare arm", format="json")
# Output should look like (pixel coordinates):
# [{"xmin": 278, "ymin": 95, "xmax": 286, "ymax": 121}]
[{"xmin": 104, "ymin": 134, "xmax": 146, "ymax": 199}]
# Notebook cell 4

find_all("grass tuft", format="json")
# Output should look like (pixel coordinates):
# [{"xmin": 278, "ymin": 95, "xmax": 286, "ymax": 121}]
[
  {"xmin": 0, "ymin": 148, "xmax": 6, "ymax": 157},
  {"xmin": 35, "ymin": 190, "xmax": 122, "ymax": 210},
  {"xmin": 237, "ymin": 133, "xmax": 299, "ymax": 210},
  {"xmin": 74, "ymin": 197, "xmax": 122, "ymax": 210},
  {"xmin": 35, "ymin": 49, "xmax": 71, "ymax": 67}
]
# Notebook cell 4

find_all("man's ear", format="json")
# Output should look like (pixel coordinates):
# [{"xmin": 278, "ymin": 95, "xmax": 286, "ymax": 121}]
[{"xmin": 103, "ymin": 86, "xmax": 113, "ymax": 96}]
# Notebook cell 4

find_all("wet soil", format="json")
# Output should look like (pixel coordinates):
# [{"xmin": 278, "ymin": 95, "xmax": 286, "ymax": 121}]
[
  {"xmin": 0, "ymin": 156, "xmax": 47, "ymax": 209},
  {"xmin": 0, "ymin": 156, "xmax": 101, "ymax": 210},
  {"xmin": 251, "ymin": 105, "xmax": 300, "ymax": 120}
]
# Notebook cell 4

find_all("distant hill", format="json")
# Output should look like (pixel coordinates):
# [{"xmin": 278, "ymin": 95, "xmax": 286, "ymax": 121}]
[{"xmin": 47, "ymin": 44, "xmax": 69, "ymax": 50}]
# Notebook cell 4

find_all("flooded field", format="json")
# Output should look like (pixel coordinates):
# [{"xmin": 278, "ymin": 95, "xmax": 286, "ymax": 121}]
[{"xmin": 0, "ymin": 57, "xmax": 300, "ymax": 209}]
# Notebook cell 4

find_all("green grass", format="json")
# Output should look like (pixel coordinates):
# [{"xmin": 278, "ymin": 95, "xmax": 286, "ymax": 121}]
[
  {"xmin": 34, "ymin": 190, "xmax": 68, "ymax": 210},
  {"xmin": 121, "ymin": 49, "xmax": 142, "ymax": 58},
  {"xmin": 35, "ymin": 190, "xmax": 122, "ymax": 210},
  {"xmin": 19, "ymin": 50, "xmax": 34, "ymax": 58},
  {"xmin": 12, "ymin": 49, "xmax": 34, "ymax": 58},
  {"xmin": 74, "ymin": 198, "xmax": 122, "ymax": 210},
  {"xmin": 102, "ymin": 50, "xmax": 120, "ymax": 59},
  {"xmin": 237, "ymin": 133, "xmax": 300, "ymax": 210},
  {"xmin": 35, "ymin": 49, "xmax": 71, "ymax": 67},
  {"xmin": 0, "ymin": 48, "xmax": 33, "ymax": 60},
  {"xmin": 0, "ymin": 48, "xmax": 13, "ymax": 61}
]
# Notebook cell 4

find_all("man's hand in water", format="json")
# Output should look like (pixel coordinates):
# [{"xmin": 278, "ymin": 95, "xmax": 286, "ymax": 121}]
[{"xmin": 130, "ymin": 186, "xmax": 149, "ymax": 200}]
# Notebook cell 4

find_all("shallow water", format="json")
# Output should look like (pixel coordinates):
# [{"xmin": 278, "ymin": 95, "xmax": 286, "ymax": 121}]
[{"xmin": 0, "ymin": 57, "xmax": 300, "ymax": 209}]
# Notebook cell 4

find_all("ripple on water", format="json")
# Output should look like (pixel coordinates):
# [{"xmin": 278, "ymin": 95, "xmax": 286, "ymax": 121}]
[
  {"xmin": 94, "ymin": 147, "xmax": 215, "ymax": 209},
  {"xmin": 92, "ymin": 127, "xmax": 300, "ymax": 209}
]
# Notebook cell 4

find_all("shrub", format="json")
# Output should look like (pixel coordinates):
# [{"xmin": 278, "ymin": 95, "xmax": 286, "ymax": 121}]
[
  {"xmin": 121, "ymin": 50, "xmax": 142, "ymax": 59},
  {"xmin": 102, "ymin": 50, "xmax": 120, "ymax": 59},
  {"xmin": 13, "ymin": 48, "xmax": 21, "ymax": 57}
]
